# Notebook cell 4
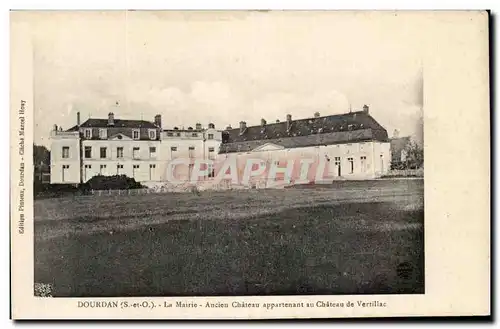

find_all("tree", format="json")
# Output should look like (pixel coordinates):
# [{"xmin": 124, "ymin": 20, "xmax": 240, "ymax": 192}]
[
  {"xmin": 404, "ymin": 140, "xmax": 424, "ymax": 169},
  {"xmin": 33, "ymin": 144, "xmax": 50, "ymax": 171}
]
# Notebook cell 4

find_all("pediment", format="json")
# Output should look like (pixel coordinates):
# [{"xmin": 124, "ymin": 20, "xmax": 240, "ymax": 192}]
[
  {"xmin": 252, "ymin": 143, "xmax": 285, "ymax": 152},
  {"xmin": 108, "ymin": 133, "xmax": 133, "ymax": 141}
]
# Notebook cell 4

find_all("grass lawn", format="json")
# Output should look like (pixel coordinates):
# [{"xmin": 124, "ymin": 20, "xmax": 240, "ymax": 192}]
[{"xmin": 34, "ymin": 179, "xmax": 424, "ymax": 297}]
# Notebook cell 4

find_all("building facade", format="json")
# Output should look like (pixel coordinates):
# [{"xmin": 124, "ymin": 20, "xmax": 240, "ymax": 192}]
[
  {"xmin": 50, "ymin": 112, "xmax": 222, "ymax": 184},
  {"xmin": 216, "ymin": 105, "xmax": 391, "ymax": 183},
  {"xmin": 50, "ymin": 105, "xmax": 391, "ymax": 186}
]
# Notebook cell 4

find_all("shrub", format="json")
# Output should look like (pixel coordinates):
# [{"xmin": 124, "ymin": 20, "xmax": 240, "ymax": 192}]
[{"xmin": 82, "ymin": 174, "xmax": 146, "ymax": 191}]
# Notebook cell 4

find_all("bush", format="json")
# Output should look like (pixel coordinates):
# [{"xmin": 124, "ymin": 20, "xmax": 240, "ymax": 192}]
[
  {"xmin": 390, "ymin": 161, "xmax": 422, "ymax": 171},
  {"xmin": 82, "ymin": 174, "xmax": 145, "ymax": 191},
  {"xmin": 34, "ymin": 183, "xmax": 82, "ymax": 199}
]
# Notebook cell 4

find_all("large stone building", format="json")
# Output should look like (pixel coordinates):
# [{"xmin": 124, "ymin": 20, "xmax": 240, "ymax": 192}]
[
  {"xmin": 217, "ymin": 105, "xmax": 391, "ymax": 182},
  {"xmin": 50, "ymin": 105, "xmax": 391, "ymax": 186},
  {"xmin": 49, "ymin": 112, "xmax": 222, "ymax": 184}
]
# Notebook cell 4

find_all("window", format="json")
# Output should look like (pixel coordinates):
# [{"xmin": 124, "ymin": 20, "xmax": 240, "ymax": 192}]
[
  {"xmin": 208, "ymin": 134, "xmax": 214, "ymax": 140},
  {"xmin": 132, "ymin": 129, "xmax": 140, "ymax": 140},
  {"xmin": 348, "ymin": 157, "xmax": 354, "ymax": 174},
  {"xmin": 84, "ymin": 146, "xmax": 92, "ymax": 158},
  {"xmin": 208, "ymin": 164, "xmax": 215, "ymax": 178},
  {"xmin": 100, "ymin": 147, "xmax": 107, "ymax": 159},
  {"xmin": 208, "ymin": 147, "xmax": 216, "ymax": 159},
  {"xmin": 133, "ymin": 147, "xmax": 140, "ymax": 159},
  {"xmin": 167, "ymin": 132, "xmax": 173, "ymax": 137},
  {"xmin": 175, "ymin": 132, "xmax": 181, "ymax": 137},
  {"xmin": 149, "ymin": 147, "xmax": 157, "ymax": 158},
  {"xmin": 84, "ymin": 164, "xmax": 91, "ymax": 169},
  {"xmin": 62, "ymin": 147, "xmax": 69, "ymax": 159},
  {"xmin": 62, "ymin": 165, "xmax": 70, "ymax": 182},
  {"xmin": 170, "ymin": 146, "xmax": 178, "ymax": 159},
  {"xmin": 99, "ymin": 129, "xmax": 107, "ymax": 139},
  {"xmin": 192, "ymin": 132, "xmax": 198, "ymax": 137},
  {"xmin": 133, "ymin": 164, "xmax": 140, "ymax": 169},
  {"xmin": 84, "ymin": 129, "xmax": 92, "ymax": 138},
  {"xmin": 360, "ymin": 156, "xmax": 367, "ymax": 172},
  {"xmin": 149, "ymin": 129, "xmax": 157, "ymax": 140},
  {"xmin": 188, "ymin": 146, "xmax": 195, "ymax": 150},
  {"xmin": 149, "ymin": 164, "xmax": 156, "ymax": 180},
  {"xmin": 334, "ymin": 157, "xmax": 341, "ymax": 165},
  {"xmin": 188, "ymin": 146, "xmax": 195, "ymax": 158},
  {"xmin": 117, "ymin": 147, "xmax": 124, "ymax": 158},
  {"xmin": 100, "ymin": 164, "xmax": 106, "ymax": 174}
]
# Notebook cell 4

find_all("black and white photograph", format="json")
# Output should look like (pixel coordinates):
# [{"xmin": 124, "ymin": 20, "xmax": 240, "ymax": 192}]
[
  {"xmin": 10, "ymin": 9, "xmax": 490, "ymax": 319},
  {"xmin": 31, "ymin": 11, "xmax": 424, "ymax": 298}
]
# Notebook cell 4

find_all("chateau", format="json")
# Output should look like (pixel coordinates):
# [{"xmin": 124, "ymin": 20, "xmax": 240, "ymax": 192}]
[
  {"xmin": 49, "ymin": 112, "xmax": 221, "ymax": 184},
  {"xmin": 49, "ymin": 105, "xmax": 391, "ymax": 185}
]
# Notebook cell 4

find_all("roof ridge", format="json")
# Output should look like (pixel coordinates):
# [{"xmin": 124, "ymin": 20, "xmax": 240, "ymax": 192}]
[{"xmin": 225, "ymin": 111, "xmax": 369, "ymax": 131}]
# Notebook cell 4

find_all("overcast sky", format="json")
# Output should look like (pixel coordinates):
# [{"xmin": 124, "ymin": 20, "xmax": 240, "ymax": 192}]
[{"xmin": 31, "ymin": 11, "xmax": 423, "ymax": 147}]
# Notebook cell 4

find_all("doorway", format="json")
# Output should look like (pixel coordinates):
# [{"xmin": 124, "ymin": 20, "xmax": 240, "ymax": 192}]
[
  {"xmin": 62, "ymin": 164, "xmax": 70, "ymax": 182},
  {"xmin": 84, "ymin": 164, "xmax": 92, "ymax": 182},
  {"xmin": 149, "ymin": 164, "xmax": 156, "ymax": 181}
]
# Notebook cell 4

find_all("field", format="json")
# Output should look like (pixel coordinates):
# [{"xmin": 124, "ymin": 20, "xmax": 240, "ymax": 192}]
[{"xmin": 34, "ymin": 179, "xmax": 424, "ymax": 297}]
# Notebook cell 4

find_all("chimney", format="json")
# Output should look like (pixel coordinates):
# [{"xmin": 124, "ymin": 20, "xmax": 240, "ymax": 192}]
[
  {"xmin": 195, "ymin": 123, "xmax": 202, "ymax": 130},
  {"xmin": 77, "ymin": 112, "xmax": 81, "ymax": 127},
  {"xmin": 154, "ymin": 114, "xmax": 162, "ymax": 128},
  {"xmin": 208, "ymin": 123, "xmax": 215, "ymax": 129},
  {"xmin": 239, "ymin": 121, "xmax": 247, "ymax": 134},
  {"xmin": 276, "ymin": 119, "xmax": 280, "ymax": 123},
  {"xmin": 108, "ymin": 112, "xmax": 115, "ymax": 126},
  {"xmin": 261, "ymin": 118, "xmax": 267, "ymax": 126},
  {"xmin": 286, "ymin": 114, "xmax": 292, "ymax": 130},
  {"xmin": 53, "ymin": 124, "xmax": 58, "ymax": 131},
  {"xmin": 314, "ymin": 112, "xmax": 320, "ymax": 118},
  {"xmin": 363, "ymin": 104, "xmax": 369, "ymax": 113}
]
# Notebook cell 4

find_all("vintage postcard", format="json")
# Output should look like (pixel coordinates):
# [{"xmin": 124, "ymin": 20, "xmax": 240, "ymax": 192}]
[{"xmin": 10, "ymin": 10, "xmax": 490, "ymax": 319}]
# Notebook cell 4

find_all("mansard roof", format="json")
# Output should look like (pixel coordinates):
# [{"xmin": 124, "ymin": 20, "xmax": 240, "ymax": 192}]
[
  {"xmin": 66, "ymin": 118, "xmax": 158, "ymax": 131},
  {"xmin": 220, "ymin": 110, "xmax": 389, "ymax": 154}
]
